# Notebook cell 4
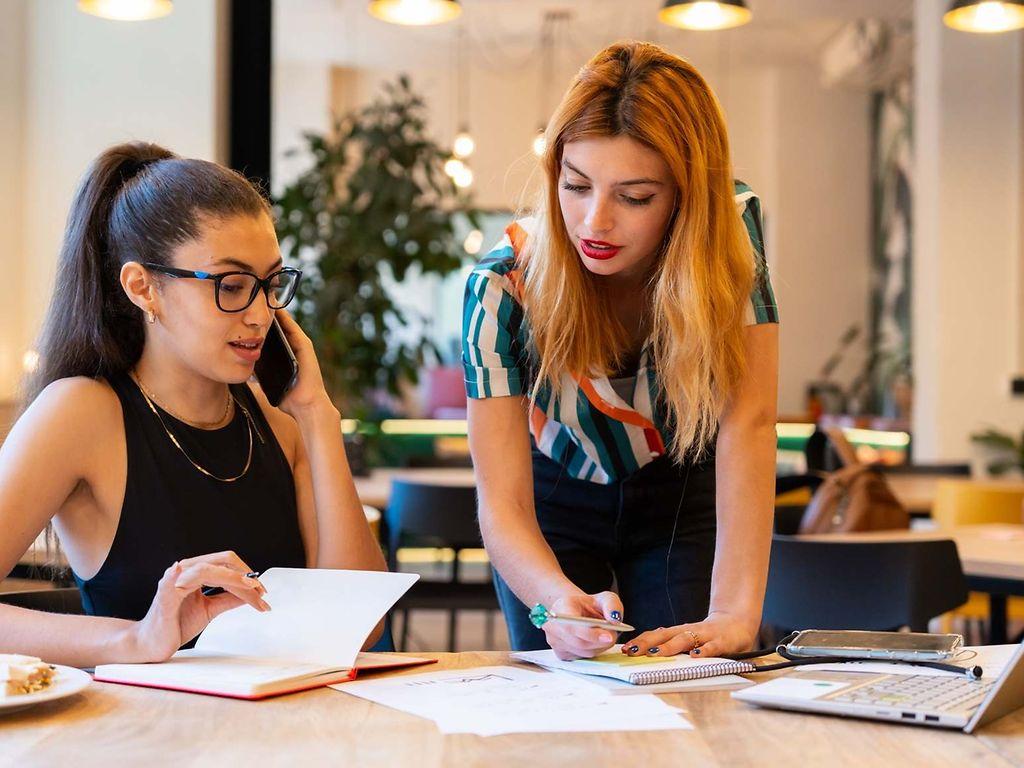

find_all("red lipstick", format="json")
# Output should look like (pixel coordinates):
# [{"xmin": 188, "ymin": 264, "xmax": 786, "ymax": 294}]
[{"xmin": 580, "ymin": 238, "xmax": 623, "ymax": 260}]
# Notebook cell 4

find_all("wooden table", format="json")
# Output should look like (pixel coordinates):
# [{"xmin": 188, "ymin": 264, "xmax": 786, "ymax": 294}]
[
  {"xmin": 885, "ymin": 474, "xmax": 956, "ymax": 515},
  {"xmin": 801, "ymin": 525, "xmax": 1024, "ymax": 643},
  {"xmin": 354, "ymin": 468, "xmax": 949, "ymax": 515},
  {"xmin": 3, "ymin": 652, "xmax": 1023, "ymax": 767}
]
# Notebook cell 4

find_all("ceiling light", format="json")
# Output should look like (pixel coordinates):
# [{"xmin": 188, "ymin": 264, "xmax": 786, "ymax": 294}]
[
  {"xmin": 444, "ymin": 157, "xmax": 465, "ymax": 178},
  {"xmin": 532, "ymin": 128, "xmax": 547, "ymax": 158},
  {"xmin": 453, "ymin": 129, "xmax": 475, "ymax": 159},
  {"xmin": 463, "ymin": 229, "xmax": 484, "ymax": 255},
  {"xmin": 368, "ymin": 0, "xmax": 461, "ymax": 26},
  {"xmin": 453, "ymin": 165, "xmax": 474, "ymax": 189},
  {"xmin": 77, "ymin": 0, "xmax": 172, "ymax": 21},
  {"xmin": 944, "ymin": 1, "xmax": 1024, "ymax": 33},
  {"xmin": 658, "ymin": 1, "xmax": 751, "ymax": 31}
]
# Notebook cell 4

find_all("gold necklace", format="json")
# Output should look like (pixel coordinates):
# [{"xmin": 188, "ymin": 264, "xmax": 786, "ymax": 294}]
[
  {"xmin": 132, "ymin": 374, "xmax": 254, "ymax": 483},
  {"xmin": 132, "ymin": 375, "xmax": 233, "ymax": 429}
]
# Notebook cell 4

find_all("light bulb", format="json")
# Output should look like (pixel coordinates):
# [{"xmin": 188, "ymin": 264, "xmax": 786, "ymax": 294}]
[
  {"xmin": 444, "ymin": 157, "xmax": 465, "ymax": 178},
  {"xmin": 944, "ymin": 1, "xmax": 1024, "ymax": 33},
  {"xmin": 22, "ymin": 349, "xmax": 39, "ymax": 373},
  {"xmin": 367, "ymin": 0, "xmax": 462, "ymax": 26},
  {"xmin": 532, "ymin": 131, "xmax": 547, "ymax": 157},
  {"xmin": 453, "ymin": 131, "xmax": 476, "ymax": 159},
  {"xmin": 463, "ymin": 229, "xmax": 484, "ymax": 255},
  {"xmin": 453, "ymin": 166, "xmax": 474, "ymax": 189},
  {"xmin": 78, "ymin": 0, "xmax": 173, "ymax": 20},
  {"xmin": 657, "ymin": 1, "xmax": 751, "ymax": 31}
]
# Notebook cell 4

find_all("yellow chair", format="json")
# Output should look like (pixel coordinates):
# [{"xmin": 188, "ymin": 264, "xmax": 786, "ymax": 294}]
[
  {"xmin": 931, "ymin": 479, "xmax": 1024, "ymax": 528},
  {"xmin": 933, "ymin": 480, "xmax": 1024, "ymax": 640}
]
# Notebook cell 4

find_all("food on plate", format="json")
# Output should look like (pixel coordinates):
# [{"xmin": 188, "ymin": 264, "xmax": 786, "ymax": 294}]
[{"xmin": 0, "ymin": 654, "xmax": 56, "ymax": 696}]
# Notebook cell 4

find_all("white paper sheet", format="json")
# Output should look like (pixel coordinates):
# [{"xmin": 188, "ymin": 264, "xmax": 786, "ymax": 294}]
[
  {"xmin": 194, "ymin": 568, "xmax": 418, "ymax": 666},
  {"xmin": 333, "ymin": 665, "xmax": 692, "ymax": 736},
  {"xmin": 798, "ymin": 644, "xmax": 1019, "ymax": 680}
]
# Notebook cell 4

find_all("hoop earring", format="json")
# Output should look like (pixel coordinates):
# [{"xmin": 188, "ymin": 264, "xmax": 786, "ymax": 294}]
[{"xmin": 146, "ymin": 310, "xmax": 156, "ymax": 324}]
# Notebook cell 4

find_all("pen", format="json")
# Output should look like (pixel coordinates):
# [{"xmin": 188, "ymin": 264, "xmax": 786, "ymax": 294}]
[
  {"xmin": 201, "ymin": 571, "xmax": 261, "ymax": 597},
  {"xmin": 529, "ymin": 603, "xmax": 634, "ymax": 633}
]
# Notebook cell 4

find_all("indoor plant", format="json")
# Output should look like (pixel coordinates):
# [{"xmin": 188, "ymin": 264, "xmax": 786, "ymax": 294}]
[{"xmin": 274, "ymin": 75, "xmax": 478, "ymax": 419}]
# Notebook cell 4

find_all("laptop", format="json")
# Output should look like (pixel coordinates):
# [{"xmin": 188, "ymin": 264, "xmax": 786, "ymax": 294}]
[{"xmin": 732, "ymin": 640, "xmax": 1024, "ymax": 732}]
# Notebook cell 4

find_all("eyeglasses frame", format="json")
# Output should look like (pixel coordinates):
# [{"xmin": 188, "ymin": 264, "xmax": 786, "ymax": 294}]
[{"xmin": 140, "ymin": 262, "xmax": 303, "ymax": 313}]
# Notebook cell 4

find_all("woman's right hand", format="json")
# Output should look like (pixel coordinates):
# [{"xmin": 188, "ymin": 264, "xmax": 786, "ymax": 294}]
[
  {"xmin": 543, "ymin": 591, "xmax": 625, "ymax": 660},
  {"xmin": 124, "ymin": 551, "xmax": 270, "ymax": 663}
]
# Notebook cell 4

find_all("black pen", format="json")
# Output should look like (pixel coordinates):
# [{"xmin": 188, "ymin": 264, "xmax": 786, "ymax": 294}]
[{"xmin": 201, "ymin": 571, "xmax": 260, "ymax": 597}]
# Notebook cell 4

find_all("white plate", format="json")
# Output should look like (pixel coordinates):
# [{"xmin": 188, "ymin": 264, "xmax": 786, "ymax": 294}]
[{"xmin": 0, "ymin": 665, "xmax": 91, "ymax": 715}]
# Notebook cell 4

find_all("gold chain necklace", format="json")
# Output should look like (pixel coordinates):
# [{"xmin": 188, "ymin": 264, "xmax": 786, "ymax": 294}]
[
  {"xmin": 131, "ymin": 374, "xmax": 255, "ymax": 483},
  {"xmin": 132, "ymin": 375, "xmax": 233, "ymax": 429}
]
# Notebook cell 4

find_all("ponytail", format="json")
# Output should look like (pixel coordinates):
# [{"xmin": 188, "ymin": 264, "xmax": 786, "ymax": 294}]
[{"xmin": 23, "ymin": 142, "xmax": 270, "ymax": 406}]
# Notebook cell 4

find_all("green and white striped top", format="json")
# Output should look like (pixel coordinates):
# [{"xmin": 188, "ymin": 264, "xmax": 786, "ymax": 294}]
[{"xmin": 462, "ymin": 181, "xmax": 778, "ymax": 484}]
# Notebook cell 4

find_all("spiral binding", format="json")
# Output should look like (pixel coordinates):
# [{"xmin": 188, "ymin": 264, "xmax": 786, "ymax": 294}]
[{"xmin": 629, "ymin": 660, "xmax": 758, "ymax": 685}]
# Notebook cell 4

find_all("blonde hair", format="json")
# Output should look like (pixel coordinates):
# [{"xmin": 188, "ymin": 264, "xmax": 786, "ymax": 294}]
[{"xmin": 522, "ymin": 41, "xmax": 755, "ymax": 462}]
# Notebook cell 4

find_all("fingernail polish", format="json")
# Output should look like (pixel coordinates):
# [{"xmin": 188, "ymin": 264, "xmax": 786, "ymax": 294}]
[
  {"xmin": 627, "ymin": 645, "xmax": 639, "ymax": 654},
  {"xmin": 610, "ymin": 610, "xmax": 622, "ymax": 622},
  {"xmin": 693, "ymin": 649, "xmax": 702, "ymax": 655},
  {"xmin": 648, "ymin": 646, "xmax": 660, "ymax": 655}
]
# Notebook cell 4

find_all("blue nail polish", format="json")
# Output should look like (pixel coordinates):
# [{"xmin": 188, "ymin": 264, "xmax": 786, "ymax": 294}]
[
  {"xmin": 693, "ymin": 649, "xmax": 702, "ymax": 655},
  {"xmin": 627, "ymin": 645, "xmax": 639, "ymax": 653},
  {"xmin": 648, "ymin": 646, "xmax": 660, "ymax": 655},
  {"xmin": 610, "ymin": 610, "xmax": 622, "ymax": 622}
]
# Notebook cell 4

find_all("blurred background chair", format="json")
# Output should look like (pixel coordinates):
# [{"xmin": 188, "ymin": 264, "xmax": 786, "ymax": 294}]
[
  {"xmin": 0, "ymin": 586, "xmax": 83, "ymax": 614},
  {"xmin": 931, "ymin": 479, "xmax": 1024, "ymax": 642},
  {"xmin": 385, "ymin": 479, "xmax": 498, "ymax": 652},
  {"xmin": 761, "ymin": 536, "xmax": 968, "ymax": 643},
  {"xmin": 773, "ymin": 474, "xmax": 825, "ymax": 535},
  {"xmin": 931, "ymin": 479, "xmax": 1024, "ymax": 528}
]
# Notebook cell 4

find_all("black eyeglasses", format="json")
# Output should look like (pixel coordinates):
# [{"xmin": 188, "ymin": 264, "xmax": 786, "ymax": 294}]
[{"xmin": 142, "ymin": 263, "xmax": 302, "ymax": 313}]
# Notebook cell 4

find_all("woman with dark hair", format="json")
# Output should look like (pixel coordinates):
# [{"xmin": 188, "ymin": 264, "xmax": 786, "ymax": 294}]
[{"xmin": 0, "ymin": 142, "xmax": 385, "ymax": 667}]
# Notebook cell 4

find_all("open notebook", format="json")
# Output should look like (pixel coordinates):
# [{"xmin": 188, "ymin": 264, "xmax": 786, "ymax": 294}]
[
  {"xmin": 94, "ymin": 569, "xmax": 426, "ymax": 700},
  {"xmin": 513, "ymin": 645, "xmax": 754, "ymax": 686}
]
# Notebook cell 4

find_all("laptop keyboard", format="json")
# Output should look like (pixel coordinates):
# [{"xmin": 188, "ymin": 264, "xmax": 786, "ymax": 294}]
[{"xmin": 829, "ymin": 674, "xmax": 993, "ymax": 714}]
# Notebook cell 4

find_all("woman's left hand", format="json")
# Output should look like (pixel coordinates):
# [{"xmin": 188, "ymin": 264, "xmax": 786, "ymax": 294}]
[
  {"xmin": 621, "ymin": 610, "xmax": 759, "ymax": 659},
  {"xmin": 271, "ymin": 309, "xmax": 332, "ymax": 416}
]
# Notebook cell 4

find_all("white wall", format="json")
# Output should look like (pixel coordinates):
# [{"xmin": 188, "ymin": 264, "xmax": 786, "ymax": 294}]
[
  {"xmin": 7, "ymin": 0, "xmax": 226, "ymax": 400},
  {"xmin": 913, "ymin": 0, "xmax": 1024, "ymax": 461},
  {"xmin": 0, "ymin": 0, "xmax": 28, "ymax": 400},
  {"xmin": 772, "ymin": 67, "xmax": 872, "ymax": 416},
  {"xmin": 272, "ymin": 14, "xmax": 873, "ymax": 415}
]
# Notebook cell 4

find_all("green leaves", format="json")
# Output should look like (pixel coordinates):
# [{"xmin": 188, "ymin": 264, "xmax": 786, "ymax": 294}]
[
  {"xmin": 970, "ymin": 427, "xmax": 1024, "ymax": 476},
  {"xmin": 274, "ymin": 76, "xmax": 477, "ymax": 419}
]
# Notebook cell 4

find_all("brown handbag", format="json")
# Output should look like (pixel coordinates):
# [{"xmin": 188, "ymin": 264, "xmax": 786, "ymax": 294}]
[{"xmin": 797, "ymin": 428, "xmax": 909, "ymax": 534}]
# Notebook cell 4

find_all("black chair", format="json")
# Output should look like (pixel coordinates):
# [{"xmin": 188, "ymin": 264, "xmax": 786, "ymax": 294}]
[
  {"xmin": 0, "ymin": 587, "xmax": 84, "ymax": 614},
  {"xmin": 774, "ymin": 474, "xmax": 825, "ymax": 535},
  {"xmin": 762, "ymin": 536, "xmax": 968, "ymax": 641},
  {"xmin": 385, "ymin": 480, "xmax": 499, "ymax": 652}
]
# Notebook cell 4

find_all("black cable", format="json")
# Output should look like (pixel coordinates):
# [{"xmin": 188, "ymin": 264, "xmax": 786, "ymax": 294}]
[{"xmin": 664, "ymin": 463, "xmax": 692, "ymax": 626}]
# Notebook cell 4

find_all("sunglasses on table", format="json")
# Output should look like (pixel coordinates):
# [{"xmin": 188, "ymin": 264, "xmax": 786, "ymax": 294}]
[{"xmin": 142, "ymin": 263, "xmax": 302, "ymax": 313}]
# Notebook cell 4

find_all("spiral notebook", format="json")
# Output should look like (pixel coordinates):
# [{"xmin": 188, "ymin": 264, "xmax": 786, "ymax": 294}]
[{"xmin": 513, "ymin": 645, "xmax": 755, "ymax": 686}]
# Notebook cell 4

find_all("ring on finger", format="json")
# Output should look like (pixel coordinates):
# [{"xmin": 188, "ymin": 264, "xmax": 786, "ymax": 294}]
[{"xmin": 684, "ymin": 629, "xmax": 702, "ymax": 648}]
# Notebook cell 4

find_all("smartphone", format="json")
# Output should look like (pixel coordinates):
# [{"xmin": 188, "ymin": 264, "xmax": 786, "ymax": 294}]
[
  {"xmin": 254, "ymin": 317, "xmax": 298, "ymax": 407},
  {"xmin": 784, "ymin": 630, "xmax": 963, "ymax": 662}
]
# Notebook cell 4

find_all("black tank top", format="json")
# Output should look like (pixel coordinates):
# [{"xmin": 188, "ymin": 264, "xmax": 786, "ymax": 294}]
[{"xmin": 74, "ymin": 373, "xmax": 306, "ymax": 620}]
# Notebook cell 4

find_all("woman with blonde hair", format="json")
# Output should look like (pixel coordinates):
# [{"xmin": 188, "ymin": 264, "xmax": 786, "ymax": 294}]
[{"xmin": 464, "ymin": 41, "xmax": 778, "ymax": 659}]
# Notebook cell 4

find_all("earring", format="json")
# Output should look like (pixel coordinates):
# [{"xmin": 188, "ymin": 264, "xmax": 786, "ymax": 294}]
[{"xmin": 146, "ymin": 310, "xmax": 156, "ymax": 324}]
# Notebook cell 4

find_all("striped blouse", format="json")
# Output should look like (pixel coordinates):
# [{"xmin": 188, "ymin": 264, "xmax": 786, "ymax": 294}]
[{"xmin": 462, "ymin": 181, "xmax": 778, "ymax": 484}]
